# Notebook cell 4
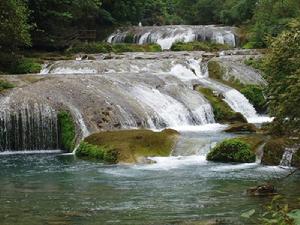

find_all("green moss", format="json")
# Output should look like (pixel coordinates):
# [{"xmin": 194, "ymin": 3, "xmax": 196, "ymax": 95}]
[
  {"xmin": 207, "ymin": 138, "xmax": 256, "ymax": 163},
  {"xmin": 171, "ymin": 41, "xmax": 231, "ymax": 52},
  {"xmin": 240, "ymin": 85, "xmax": 267, "ymax": 113},
  {"xmin": 196, "ymin": 86, "xmax": 247, "ymax": 123},
  {"xmin": 67, "ymin": 42, "xmax": 162, "ymax": 54},
  {"xmin": 0, "ymin": 80, "xmax": 15, "ymax": 92},
  {"xmin": 57, "ymin": 111, "xmax": 76, "ymax": 152},
  {"xmin": 261, "ymin": 138, "xmax": 286, "ymax": 165},
  {"xmin": 76, "ymin": 142, "xmax": 118, "ymax": 164},
  {"xmin": 76, "ymin": 129, "xmax": 179, "ymax": 164},
  {"xmin": 237, "ymin": 135, "xmax": 265, "ymax": 152}
]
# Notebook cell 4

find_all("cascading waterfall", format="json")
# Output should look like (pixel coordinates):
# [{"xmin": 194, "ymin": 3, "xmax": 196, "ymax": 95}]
[
  {"xmin": 0, "ymin": 103, "xmax": 59, "ymax": 151},
  {"xmin": 169, "ymin": 59, "xmax": 272, "ymax": 123},
  {"xmin": 280, "ymin": 146, "xmax": 299, "ymax": 168},
  {"xmin": 107, "ymin": 25, "xmax": 237, "ymax": 50}
]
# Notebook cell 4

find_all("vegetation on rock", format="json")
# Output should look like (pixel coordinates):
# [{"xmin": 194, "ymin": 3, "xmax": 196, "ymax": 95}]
[
  {"xmin": 207, "ymin": 138, "xmax": 256, "ymax": 163},
  {"xmin": 67, "ymin": 42, "xmax": 162, "ymax": 54},
  {"xmin": 240, "ymin": 85, "xmax": 267, "ymax": 113},
  {"xmin": 224, "ymin": 123, "xmax": 257, "ymax": 133},
  {"xmin": 196, "ymin": 86, "xmax": 247, "ymax": 123},
  {"xmin": 57, "ymin": 111, "xmax": 76, "ymax": 152},
  {"xmin": 261, "ymin": 138, "xmax": 286, "ymax": 166},
  {"xmin": 0, "ymin": 80, "xmax": 15, "ymax": 92},
  {"xmin": 76, "ymin": 129, "xmax": 179, "ymax": 164},
  {"xmin": 171, "ymin": 41, "xmax": 231, "ymax": 52}
]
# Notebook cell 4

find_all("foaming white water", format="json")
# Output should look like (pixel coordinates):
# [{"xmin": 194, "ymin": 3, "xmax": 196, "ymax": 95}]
[
  {"xmin": 42, "ymin": 67, "xmax": 97, "ymax": 75},
  {"xmin": 136, "ymin": 155, "xmax": 208, "ymax": 170},
  {"xmin": 170, "ymin": 60, "xmax": 273, "ymax": 123},
  {"xmin": 108, "ymin": 25, "xmax": 237, "ymax": 50},
  {"xmin": 0, "ymin": 150, "xmax": 62, "ymax": 155},
  {"xmin": 170, "ymin": 123, "xmax": 228, "ymax": 132},
  {"xmin": 210, "ymin": 163, "xmax": 259, "ymax": 172}
]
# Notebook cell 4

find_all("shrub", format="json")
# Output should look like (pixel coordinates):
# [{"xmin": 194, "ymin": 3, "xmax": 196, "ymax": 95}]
[
  {"xmin": 240, "ymin": 85, "xmax": 267, "ymax": 113},
  {"xmin": 57, "ymin": 111, "xmax": 76, "ymax": 152},
  {"xmin": 207, "ymin": 138, "xmax": 256, "ymax": 163},
  {"xmin": 13, "ymin": 58, "xmax": 42, "ymax": 74}
]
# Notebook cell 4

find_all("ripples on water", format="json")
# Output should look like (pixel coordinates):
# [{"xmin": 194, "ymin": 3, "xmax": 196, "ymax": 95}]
[{"xmin": 0, "ymin": 130, "xmax": 299, "ymax": 225}]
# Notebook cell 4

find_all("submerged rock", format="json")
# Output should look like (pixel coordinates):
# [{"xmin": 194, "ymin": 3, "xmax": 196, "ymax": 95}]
[
  {"xmin": 225, "ymin": 123, "xmax": 257, "ymax": 133},
  {"xmin": 247, "ymin": 184, "xmax": 277, "ymax": 196}
]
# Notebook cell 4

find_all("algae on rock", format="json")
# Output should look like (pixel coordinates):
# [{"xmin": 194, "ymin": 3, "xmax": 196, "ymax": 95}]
[{"xmin": 76, "ymin": 129, "xmax": 179, "ymax": 164}]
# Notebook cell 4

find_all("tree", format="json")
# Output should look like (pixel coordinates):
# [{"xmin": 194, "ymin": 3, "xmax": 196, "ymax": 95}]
[
  {"xmin": 263, "ymin": 19, "xmax": 300, "ymax": 135},
  {"xmin": 0, "ymin": 0, "xmax": 31, "ymax": 52}
]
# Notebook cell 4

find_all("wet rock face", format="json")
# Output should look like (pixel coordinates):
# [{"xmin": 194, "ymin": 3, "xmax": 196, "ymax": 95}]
[{"xmin": 107, "ymin": 25, "xmax": 238, "ymax": 50}]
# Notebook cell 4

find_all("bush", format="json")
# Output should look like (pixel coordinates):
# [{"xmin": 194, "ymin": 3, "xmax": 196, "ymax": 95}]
[
  {"xmin": 13, "ymin": 58, "xmax": 42, "ymax": 74},
  {"xmin": 207, "ymin": 138, "xmax": 256, "ymax": 163},
  {"xmin": 240, "ymin": 85, "xmax": 267, "ymax": 113},
  {"xmin": 57, "ymin": 111, "xmax": 76, "ymax": 152},
  {"xmin": 171, "ymin": 41, "xmax": 231, "ymax": 52},
  {"xmin": 0, "ymin": 80, "xmax": 15, "ymax": 92},
  {"xmin": 0, "ymin": 53, "xmax": 42, "ymax": 74}
]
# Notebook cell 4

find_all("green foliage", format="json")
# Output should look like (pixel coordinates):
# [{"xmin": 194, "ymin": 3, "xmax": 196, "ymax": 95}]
[
  {"xmin": 207, "ymin": 138, "xmax": 256, "ymax": 163},
  {"xmin": 171, "ymin": 41, "xmax": 231, "ymax": 52},
  {"xmin": 260, "ymin": 195, "xmax": 295, "ymax": 225},
  {"xmin": 80, "ymin": 129, "xmax": 179, "ymax": 163},
  {"xmin": 263, "ymin": 20, "xmax": 300, "ymax": 135},
  {"xmin": 67, "ymin": 42, "xmax": 162, "ymax": 54},
  {"xmin": 262, "ymin": 138, "xmax": 286, "ymax": 165},
  {"xmin": 12, "ymin": 58, "xmax": 42, "ymax": 74},
  {"xmin": 76, "ymin": 142, "xmax": 118, "ymax": 164},
  {"xmin": 0, "ymin": 0, "xmax": 31, "ymax": 52},
  {"xmin": 240, "ymin": 85, "xmax": 267, "ymax": 113},
  {"xmin": 57, "ymin": 111, "xmax": 76, "ymax": 152},
  {"xmin": 196, "ymin": 86, "xmax": 247, "ymax": 123},
  {"xmin": 244, "ymin": 58, "xmax": 264, "ymax": 71},
  {"xmin": 0, "ymin": 80, "xmax": 15, "ymax": 92},
  {"xmin": 250, "ymin": 0, "xmax": 300, "ymax": 47}
]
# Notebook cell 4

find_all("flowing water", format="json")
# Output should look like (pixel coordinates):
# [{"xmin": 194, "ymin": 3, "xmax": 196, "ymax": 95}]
[
  {"xmin": 107, "ymin": 25, "xmax": 237, "ymax": 50},
  {"xmin": 0, "ymin": 129, "xmax": 299, "ymax": 225}
]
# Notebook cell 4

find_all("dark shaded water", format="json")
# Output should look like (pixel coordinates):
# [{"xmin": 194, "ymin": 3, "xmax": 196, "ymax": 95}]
[{"xmin": 0, "ymin": 130, "xmax": 299, "ymax": 225}]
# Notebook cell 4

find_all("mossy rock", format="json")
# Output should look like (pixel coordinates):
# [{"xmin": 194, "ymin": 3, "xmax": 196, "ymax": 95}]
[
  {"xmin": 57, "ymin": 111, "xmax": 76, "ymax": 152},
  {"xmin": 225, "ymin": 123, "xmax": 257, "ymax": 133},
  {"xmin": 67, "ymin": 42, "xmax": 162, "ymax": 54},
  {"xmin": 240, "ymin": 85, "xmax": 267, "ymax": 113},
  {"xmin": 196, "ymin": 86, "xmax": 247, "ymax": 123},
  {"xmin": 207, "ymin": 138, "xmax": 256, "ymax": 163},
  {"xmin": 171, "ymin": 41, "xmax": 231, "ymax": 52},
  {"xmin": 261, "ymin": 138, "xmax": 286, "ymax": 165},
  {"xmin": 262, "ymin": 138, "xmax": 300, "ymax": 166},
  {"xmin": 237, "ymin": 135, "xmax": 265, "ymax": 152},
  {"xmin": 208, "ymin": 60, "xmax": 224, "ymax": 80},
  {"xmin": 76, "ymin": 129, "xmax": 179, "ymax": 164},
  {"xmin": 0, "ymin": 79, "xmax": 14, "ymax": 92}
]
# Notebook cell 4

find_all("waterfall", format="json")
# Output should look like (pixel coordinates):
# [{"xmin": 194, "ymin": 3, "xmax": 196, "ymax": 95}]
[
  {"xmin": 169, "ymin": 59, "xmax": 272, "ymax": 123},
  {"xmin": 280, "ymin": 146, "xmax": 298, "ymax": 168},
  {"xmin": 0, "ymin": 103, "xmax": 59, "ymax": 151},
  {"xmin": 107, "ymin": 25, "xmax": 237, "ymax": 50}
]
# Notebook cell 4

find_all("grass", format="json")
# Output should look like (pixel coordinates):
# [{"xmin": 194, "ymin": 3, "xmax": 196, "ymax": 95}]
[
  {"xmin": 196, "ymin": 86, "xmax": 247, "ymax": 123},
  {"xmin": 57, "ymin": 111, "xmax": 76, "ymax": 152},
  {"xmin": 207, "ymin": 138, "xmax": 256, "ymax": 163},
  {"xmin": 0, "ymin": 79, "xmax": 15, "ymax": 92},
  {"xmin": 171, "ymin": 41, "xmax": 231, "ymax": 52},
  {"xmin": 76, "ymin": 129, "xmax": 179, "ymax": 164},
  {"xmin": 67, "ymin": 42, "xmax": 162, "ymax": 54}
]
